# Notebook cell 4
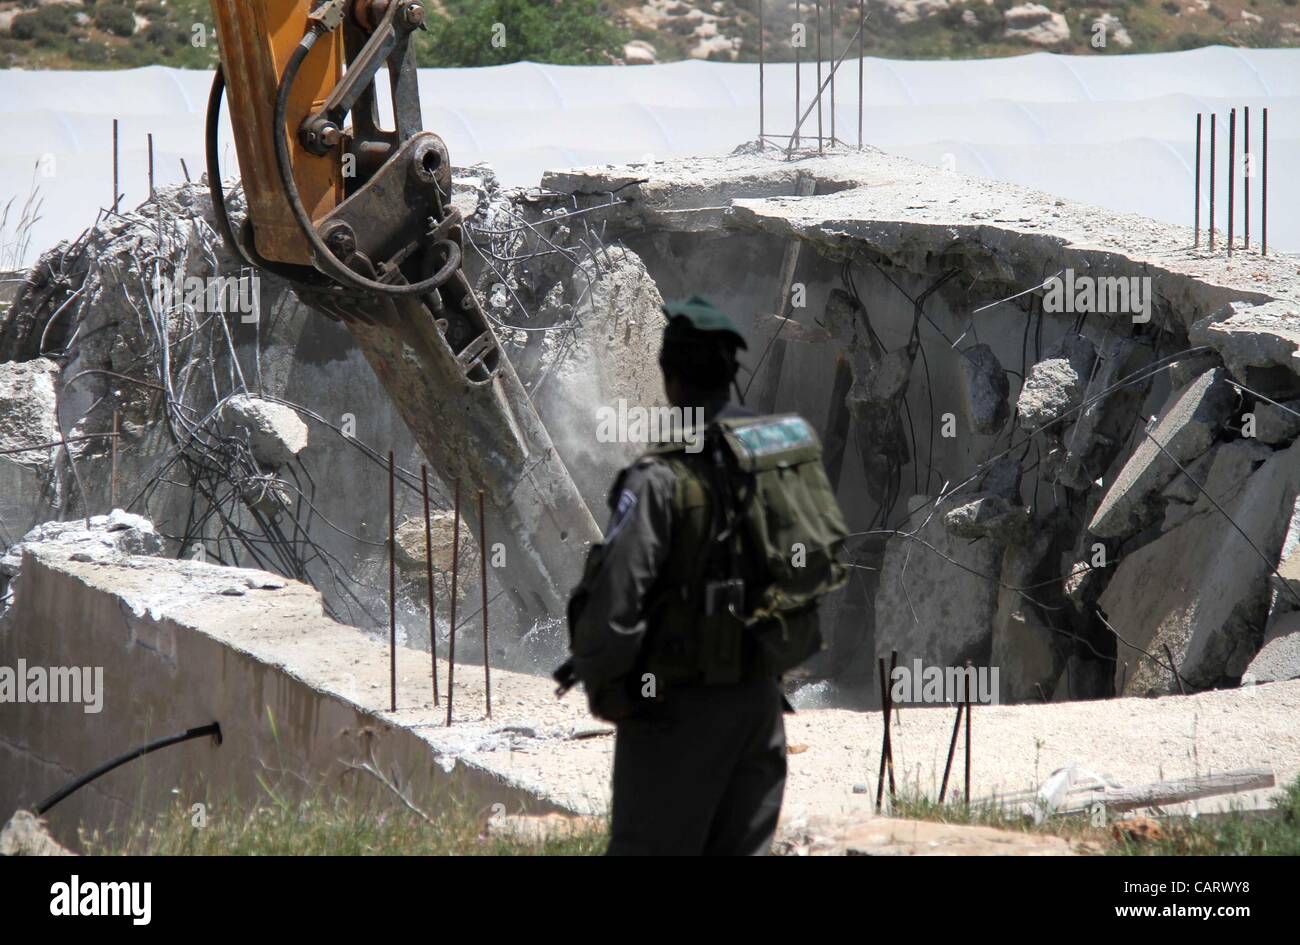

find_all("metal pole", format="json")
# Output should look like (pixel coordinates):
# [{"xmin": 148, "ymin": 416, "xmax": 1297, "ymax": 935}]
[
  {"xmin": 963, "ymin": 664, "xmax": 973, "ymax": 809},
  {"xmin": 478, "ymin": 488, "xmax": 491, "ymax": 719},
  {"xmin": 1244, "ymin": 106, "xmax": 1250, "ymax": 250},
  {"xmin": 1163, "ymin": 643, "xmax": 1187, "ymax": 696},
  {"xmin": 887, "ymin": 650, "xmax": 897, "ymax": 796},
  {"xmin": 446, "ymin": 478, "xmax": 461, "ymax": 726},
  {"xmin": 1194, "ymin": 113, "xmax": 1201, "ymax": 248},
  {"xmin": 147, "ymin": 132, "xmax": 155, "ymax": 199},
  {"xmin": 815, "ymin": 0, "xmax": 823, "ymax": 154},
  {"xmin": 938, "ymin": 700, "xmax": 963, "ymax": 804},
  {"xmin": 421, "ymin": 465, "xmax": 439, "ymax": 706},
  {"xmin": 1262, "ymin": 106, "xmax": 1268, "ymax": 256},
  {"xmin": 388, "ymin": 451, "xmax": 397, "ymax": 713},
  {"xmin": 1209, "ymin": 113, "xmax": 1216, "ymax": 251},
  {"xmin": 874, "ymin": 656, "xmax": 890, "ymax": 810},
  {"xmin": 110, "ymin": 409, "xmax": 119, "ymax": 509},
  {"xmin": 795, "ymin": 0, "xmax": 802, "ymax": 150},
  {"xmin": 783, "ymin": 15, "xmax": 869, "ymax": 155},
  {"xmin": 1228, "ymin": 107, "xmax": 1235, "ymax": 256},
  {"xmin": 112, "ymin": 118, "xmax": 119, "ymax": 212},
  {"xmin": 758, "ymin": 0, "xmax": 765, "ymax": 147},
  {"xmin": 858, "ymin": 0, "xmax": 864, "ymax": 150},
  {"xmin": 829, "ymin": 0, "xmax": 836, "ymax": 146}
]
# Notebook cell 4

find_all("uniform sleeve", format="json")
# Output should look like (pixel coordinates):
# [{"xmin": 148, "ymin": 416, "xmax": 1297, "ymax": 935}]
[{"xmin": 570, "ymin": 459, "xmax": 676, "ymax": 691}]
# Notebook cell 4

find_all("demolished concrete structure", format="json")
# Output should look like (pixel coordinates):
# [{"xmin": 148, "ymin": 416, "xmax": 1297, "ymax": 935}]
[
  {"xmin": 4, "ymin": 137, "xmax": 1300, "ymax": 845},
  {"xmin": 542, "ymin": 144, "xmax": 1300, "ymax": 705}
]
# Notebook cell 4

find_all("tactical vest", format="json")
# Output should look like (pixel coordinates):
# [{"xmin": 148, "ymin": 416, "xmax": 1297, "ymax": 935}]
[{"xmin": 640, "ymin": 413, "xmax": 849, "ymax": 688}]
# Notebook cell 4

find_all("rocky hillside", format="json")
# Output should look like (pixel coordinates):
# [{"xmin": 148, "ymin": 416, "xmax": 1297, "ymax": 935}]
[{"xmin": 0, "ymin": 0, "xmax": 1296, "ymax": 70}]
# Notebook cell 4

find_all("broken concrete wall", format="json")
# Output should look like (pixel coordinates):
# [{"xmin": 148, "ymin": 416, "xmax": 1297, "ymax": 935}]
[
  {"xmin": 0, "ymin": 536, "xmax": 569, "ymax": 850},
  {"xmin": 543, "ymin": 146, "xmax": 1300, "ymax": 706}
]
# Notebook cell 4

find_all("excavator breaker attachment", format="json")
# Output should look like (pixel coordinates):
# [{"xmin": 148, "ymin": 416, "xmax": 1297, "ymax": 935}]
[{"xmin": 206, "ymin": 0, "xmax": 600, "ymax": 619}]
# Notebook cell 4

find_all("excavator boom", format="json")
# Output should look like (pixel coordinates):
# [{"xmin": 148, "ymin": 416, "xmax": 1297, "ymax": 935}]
[{"xmin": 205, "ymin": 0, "xmax": 599, "ymax": 619}]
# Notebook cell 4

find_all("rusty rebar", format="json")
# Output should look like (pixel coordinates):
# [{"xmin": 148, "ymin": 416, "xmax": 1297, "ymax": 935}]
[
  {"xmin": 388, "ymin": 450, "xmax": 396, "ymax": 713},
  {"xmin": 421, "ymin": 464, "xmax": 439, "ymax": 706},
  {"xmin": 857, "ymin": 0, "xmax": 864, "ymax": 150},
  {"xmin": 963, "ymin": 667, "xmax": 973, "ymax": 809},
  {"xmin": 147, "ymin": 132, "xmax": 155, "ymax": 199},
  {"xmin": 758, "ymin": 0, "xmax": 765, "ymax": 147},
  {"xmin": 479, "ymin": 488, "xmax": 491, "ymax": 719},
  {"xmin": 1244, "ymin": 106, "xmax": 1250, "ymax": 250},
  {"xmin": 1163, "ymin": 643, "xmax": 1187, "ymax": 696},
  {"xmin": 829, "ymin": 0, "xmax": 836, "ymax": 145},
  {"xmin": 815, "ymin": 0, "xmax": 823, "ymax": 154},
  {"xmin": 795, "ymin": 0, "xmax": 802, "ymax": 150},
  {"xmin": 112, "ymin": 118, "xmax": 119, "ymax": 213},
  {"xmin": 887, "ymin": 650, "xmax": 897, "ymax": 796},
  {"xmin": 938, "ymin": 698, "xmax": 963, "ymax": 804},
  {"xmin": 1228, "ymin": 107, "xmax": 1236, "ymax": 256},
  {"xmin": 875, "ymin": 655, "xmax": 889, "ymax": 810},
  {"xmin": 1262, "ymin": 107, "xmax": 1268, "ymax": 256},
  {"xmin": 1194, "ymin": 113, "xmax": 1201, "ymax": 248},
  {"xmin": 110, "ymin": 409, "xmax": 119, "ymax": 509},
  {"xmin": 1209, "ymin": 113, "xmax": 1216, "ymax": 251},
  {"xmin": 446, "ymin": 477, "xmax": 461, "ymax": 727}
]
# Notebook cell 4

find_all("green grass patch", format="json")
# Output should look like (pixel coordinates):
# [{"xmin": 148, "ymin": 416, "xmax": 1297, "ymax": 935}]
[
  {"xmin": 890, "ymin": 772, "xmax": 1300, "ymax": 856},
  {"xmin": 77, "ymin": 781, "xmax": 607, "ymax": 856},
  {"xmin": 1114, "ymin": 776, "xmax": 1300, "ymax": 856}
]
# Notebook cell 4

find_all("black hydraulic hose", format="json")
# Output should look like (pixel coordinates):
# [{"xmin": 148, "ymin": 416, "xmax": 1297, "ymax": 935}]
[
  {"xmin": 206, "ymin": 66, "xmax": 340, "ymax": 290},
  {"xmin": 205, "ymin": 65, "xmax": 252, "ymax": 269},
  {"xmin": 33, "ymin": 722, "xmax": 222, "ymax": 816},
  {"xmin": 273, "ymin": 33, "xmax": 462, "ymax": 296}
]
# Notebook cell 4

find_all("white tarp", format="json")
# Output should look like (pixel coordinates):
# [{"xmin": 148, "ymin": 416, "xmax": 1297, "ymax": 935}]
[{"xmin": 0, "ymin": 45, "xmax": 1296, "ymax": 267}]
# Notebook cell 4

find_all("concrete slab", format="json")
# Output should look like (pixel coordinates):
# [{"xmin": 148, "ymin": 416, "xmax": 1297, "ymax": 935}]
[{"xmin": 1088, "ymin": 367, "xmax": 1234, "ymax": 539}]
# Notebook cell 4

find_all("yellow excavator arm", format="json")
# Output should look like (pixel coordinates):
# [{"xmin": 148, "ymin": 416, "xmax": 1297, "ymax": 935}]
[{"xmin": 204, "ymin": 0, "xmax": 601, "ymax": 620}]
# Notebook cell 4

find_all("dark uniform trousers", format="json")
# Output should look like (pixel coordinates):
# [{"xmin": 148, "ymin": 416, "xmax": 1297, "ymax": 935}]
[{"xmin": 606, "ymin": 677, "xmax": 787, "ymax": 856}]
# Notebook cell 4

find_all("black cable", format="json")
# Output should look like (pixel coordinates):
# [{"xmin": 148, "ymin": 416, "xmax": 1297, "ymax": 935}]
[{"xmin": 34, "ymin": 723, "xmax": 222, "ymax": 816}]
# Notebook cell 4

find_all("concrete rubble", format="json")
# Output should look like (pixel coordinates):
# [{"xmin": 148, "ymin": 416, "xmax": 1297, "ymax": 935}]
[
  {"xmin": 1244, "ymin": 618, "xmax": 1300, "ymax": 685},
  {"xmin": 0, "ymin": 810, "xmax": 73, "ymax": 856},
  {"xmin": 1016, "ymin": 333, "xmax": 1095, "ymax": 433},
  {"xmin": 221, "ymin": 395, "xmax": 309, "ymax": 469},
  {"xmin": 1, "ymin": 510, "xmax": 160, "ymax": 612},
  {"xmin": 1100, "ymin": 439, "xmax": 1300, "ymax": 694},
  {"xmin": 958, "ymin": 343, "xmax": 1010, "ymax": 435}
]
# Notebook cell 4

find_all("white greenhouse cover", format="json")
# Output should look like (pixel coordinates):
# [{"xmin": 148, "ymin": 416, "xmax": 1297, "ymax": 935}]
[{"xmin": 0, "ymin": 45, "xmax": 1296, "ymax": 267}]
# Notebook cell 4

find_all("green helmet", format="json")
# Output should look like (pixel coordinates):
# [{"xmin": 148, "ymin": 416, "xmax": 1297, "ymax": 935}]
[{"xmin": 660, "ymin": 295, "xmax": 748, "ymax": 351}]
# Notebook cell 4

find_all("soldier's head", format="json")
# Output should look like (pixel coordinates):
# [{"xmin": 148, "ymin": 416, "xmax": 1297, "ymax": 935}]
[{"xmin": 658, "ymin": 296, "xmax": 747, "ymax": 409}]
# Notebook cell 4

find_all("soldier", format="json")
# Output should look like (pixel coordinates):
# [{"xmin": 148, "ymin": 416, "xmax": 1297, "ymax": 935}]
[{"xmin": 563, "ymin": 295, "xmax": 847, "ymax": 856}]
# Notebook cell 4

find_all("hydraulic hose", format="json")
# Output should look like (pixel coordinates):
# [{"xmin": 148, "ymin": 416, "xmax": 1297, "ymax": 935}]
[
  {"xmin": 273, "ymin": 31, "xmax": 463, "ymax": 297},
  {"xmin": 205, "ymin": 66, "xmax": 251, "ymax": 268},
  {"xmin": 33, "ymin": 722, "xmax": 222, "ymax": 816},
  {"xmin": 206, "ymin": 66, "xmax": 345, "ymax": 291}
]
